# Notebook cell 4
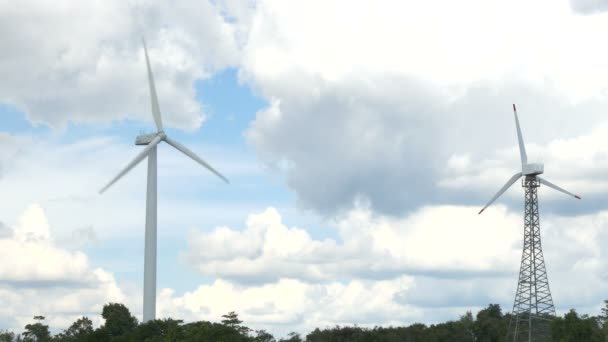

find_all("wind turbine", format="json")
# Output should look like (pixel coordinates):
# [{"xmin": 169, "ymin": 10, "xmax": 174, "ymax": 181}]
[
  {"xmin": 479, "ymin": 104, "xmax": 580, "ymax": 342},
  {"xmin": 99, "ymin": 39, "xmax": 228, "ymax": 322}
]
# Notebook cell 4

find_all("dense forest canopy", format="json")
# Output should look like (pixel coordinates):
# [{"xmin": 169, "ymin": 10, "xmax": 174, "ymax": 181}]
[{"xmin": 1, "ymin": 301, "xmax": 608, "ymax": 341}]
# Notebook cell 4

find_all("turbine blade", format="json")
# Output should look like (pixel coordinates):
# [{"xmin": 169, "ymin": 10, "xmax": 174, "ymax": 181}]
[
  {"xmin": 99, "ymin": 136, "xmax": 163, "ymax": 194},
  {"xmin": 164, "ymin": 136, "xmax": 229, "ymax": 184},
  {"xmin": 142, "ymin": 38, "xmax": 164, "ymax": 132},
  {"xmin": 537, "ymin": 176, "xmax": 581, "ymax": 200},
  {"xmin": 513, "ymin": 104, "xmax": 527, "ymax": 166},
  {"xmin": 478, "ymin": 172, "xmax": 522, "ymax": 214}
]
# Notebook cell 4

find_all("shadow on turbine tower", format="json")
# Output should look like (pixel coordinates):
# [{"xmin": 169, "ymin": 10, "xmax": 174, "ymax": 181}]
[{"xmin": 478, "ymin": 105, "xmax": 581, "ymax": 342}]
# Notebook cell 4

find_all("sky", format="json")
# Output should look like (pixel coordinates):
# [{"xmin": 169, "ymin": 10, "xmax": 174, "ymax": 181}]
[{"xmin": 2, "ymin": 0, "xmax": 608, "ymax": 338}]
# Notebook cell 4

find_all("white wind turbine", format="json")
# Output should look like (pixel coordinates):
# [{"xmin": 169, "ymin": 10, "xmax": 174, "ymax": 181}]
[
  {"xmin": 99, "ymin": 39, "xmax": 228, "ymax": 322},
  {"xmin": 479, "ymin": 104, "xmax": 580, "ymax": 340},
  {"xmin": 478, "ymin": 104, "xmax": 580, "ymax": 215}
]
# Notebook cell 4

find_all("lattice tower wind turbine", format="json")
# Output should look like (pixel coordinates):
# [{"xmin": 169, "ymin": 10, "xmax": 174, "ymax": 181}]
[
  {"xmin": 99, "ymin": 39, "xmax": 228, "ymax": 322},
  {"xmin": 479, "ymin": 104, "xmax": 580, "ymax": 342}
]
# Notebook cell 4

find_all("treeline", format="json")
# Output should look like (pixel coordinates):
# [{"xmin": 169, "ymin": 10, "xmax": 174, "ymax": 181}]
[{"xmin": 1, "ymin": 301, "xmax": 608, "ymax": 341}]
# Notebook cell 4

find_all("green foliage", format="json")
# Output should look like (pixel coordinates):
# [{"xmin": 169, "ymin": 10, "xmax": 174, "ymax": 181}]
[
  {"xmin": 220, "ymin": 311, "xmax": 250, "ymax": 336},
  {"xmin": 551, "ymin": 309, "xmax": 603, "ymax": 342},
  {"xmin": 99, "ymin": 303, "xmax": 138, "ymax": 338},
  {"xmin": 474, "ymin": 303, "xmax": 507, "ymax": 341},
  {"xmin": 22, "ymin": 316, "xmax": 50, "ymax": 342},
  {"xmin": 221, "ymin": 311, "xmax": 243, "ymax": 327},
  {"xmin": 600, "ymin": 300, "xmax": 608, "ymax": 337},
  {"xmin": 6, "ymin": 300, "xmax": 608, "ymax": 341},
  {"xmin": 305, "ymin": 321, "xmax": 474, "ymax": 341},
  {"xmin": 55, "ymin": 316, "xmax": 94, "ymax": 341},
  {"xmin": 252, "ymin": 329, "xmax": 275, "ymax": 342},
  {"xmin": 306, "ymin": 326, "xmax": 366, "ymax": 341},
  {"xmin": 128, "ymin": 318, "xmax": 184, "ymax": 341},
  {"xmin": 182, "ymin": 321, "xmax": 249, "ymax": 341},
  {"xmin": 278, "ymin": 332, "xmax": 302, "ymax": 342},
  {"xmin": 0, "ymin": 330, "xmax": 15, "ymax": 342}
]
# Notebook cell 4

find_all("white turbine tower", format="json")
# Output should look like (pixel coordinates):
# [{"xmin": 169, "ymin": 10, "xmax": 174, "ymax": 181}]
[
  {"xmin": 479, "ymin": 104, "xmax": 580, "ymax": 341},
  {"xmin": 99, "ymin": 39, "xmax": 228, "ymax": 322}
]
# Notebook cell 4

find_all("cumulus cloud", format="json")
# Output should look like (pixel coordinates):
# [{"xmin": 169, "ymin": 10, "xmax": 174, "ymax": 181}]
[
  {"xmin": 157, "ymin": 276, "xmax": 480, "ymax": 337},
  {"xmin": 246, "ymin": 75, "xmax": 446, "ymax": 216},
  {"xmin": 242, "ymin": 0, "xmax": 608, "ymax": 101},
  {"xmin": 440, "ymin": 123, "xmax": 608, "ymax": 215},
  {"xmin": 184, "ymin": 206, "xmax": 522, "ymax": 284},
  {"xmin": 246, "ymin": 75, "xmax": 608, "ymax": 216},
  {"xmin": 179, "ymin": 206, "xmax": 608, "ymax": 335},
  {"xmin": 241, "ymin": 0, "xmax": 608, "ymax": 216},
  {"xmin": 542, "ymin": 212, "xmax": 608, "ymax": 308},
  {"xmin": 0, "ymin": 0, "xmax": 246, "ymax": 130},
  {"xmin": 0, "ymin": 204, "xmax": 127, "ymax": 332}
]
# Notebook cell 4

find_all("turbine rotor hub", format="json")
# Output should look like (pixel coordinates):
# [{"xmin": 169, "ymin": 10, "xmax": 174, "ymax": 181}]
[{"xmin": 135, "ymin": 133, "xmax": 160, "ymax": 145}]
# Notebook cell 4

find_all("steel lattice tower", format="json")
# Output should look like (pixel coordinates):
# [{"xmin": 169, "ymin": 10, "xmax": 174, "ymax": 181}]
[
  {"xmin": 478, "ymin": 105, "xmax": 579, "ymax": 341},
  {"xmin": 506, "ymin": 177, "xmax": 556, "ymax": 342}
]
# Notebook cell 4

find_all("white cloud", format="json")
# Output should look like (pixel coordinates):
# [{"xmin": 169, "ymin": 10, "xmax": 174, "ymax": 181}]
[
  {"xmin": 440, "ymin": 123, "xmax": 608, "ymax": 205},
  {"xmin": 0, "ymin": 0, "xmax": 244, "ymax": 130},
  {"xmin": 543, "ymin": 212, "xmax": 608, "ymax": 309},
  {"xmin": 0, "ymin": 204, "xmax": 128, "ymax": 332},
  {"xmin": 241, "ymin": 0, "xmax": 608, "ymax": 216},
  {"xmin": 178, "ymin": 206, "xmax": 608, "ymax": 335},
  {"xmin": 158, "ymin": 276, "xmax": 435, "ymax": 337},
  {"xmin": 184, "ymin": 206, "xmax": 522, "ymax": 284},
  {"xmin": 0, "ymin": 205, "xmax": 89, "ymax": 283},
  {"xmin": 242, "ymin": 0, "xmax": 608, "ymax": 102}
]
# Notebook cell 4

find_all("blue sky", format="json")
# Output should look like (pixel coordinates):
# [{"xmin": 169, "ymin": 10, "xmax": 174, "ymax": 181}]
[
  {"xmin": 2, "ymin": 0, "xmax": 608, "ymax": 338},
  {"xmin": 79, "ymin": 68, "xmax": 333, "ymax": 294},
  {"xmin": 1, "ymin": 67, "xmax": 335, "ymax": 294}
]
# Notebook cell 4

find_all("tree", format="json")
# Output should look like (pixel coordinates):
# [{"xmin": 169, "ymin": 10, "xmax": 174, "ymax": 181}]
[
  {"xmin": 474, "ymin": 304, "xmax": 507, "ymax": 342},
  {"xmin": 182, "ymin": 321, "xmax": 248, "ymax": 341},
  {"xmin": 220, "ymin": 311, "xmax": 250, "ymax": 335},
  {"xmin": 459, "ymin": 311, "xmax": 476, "ymax": 340},
  {"xmin": 55, "ymin": 316, "xmax": 94, "ymax": 341},
  {"xmin": 551, "ymin": 309, "xmax": 603, "ymax": 342},
  {"xmin": 428, "ymin": 320, "xmax": 475, "ymax": 341},
  {"xmin": 253, "ymin": 329, "xmax": 275, "ymax": 342},
  {"xmin": 129, "ymin": 318, "xmax": 184, "ymax": 341},
  {"xmin": 22, "ymin": 316, "xmax": 50, "ymax": 342},
  {"xmin": 99, "ymin": 303, "xmax": 138, "ymax": 338},
  {"xmin": 600, "ymin": 299, "xmax": 608, "ymax": 337},
  {"xmin": 278, "ymin": 332, "xmax": 302, "ymax": 342},
  {"xmin": 305, "ymin": 326, "xmax": 367, "ymax": 341},
  {"xmin": 221, "ymin": 311, "xmax": 243, "ymax": 327},
  {"xmin": 0, "ymin": 330, "xmax": 15, "ymax": 342}
]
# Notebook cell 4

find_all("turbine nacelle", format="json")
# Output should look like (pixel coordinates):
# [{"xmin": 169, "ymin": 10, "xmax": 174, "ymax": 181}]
[
  {"xmin": 136, "ymin": 133, "xmax": 163, "ymax": 145},
  {"xmin": 522, "ymin": 162, "xmax": 544, "ymax": 176}
]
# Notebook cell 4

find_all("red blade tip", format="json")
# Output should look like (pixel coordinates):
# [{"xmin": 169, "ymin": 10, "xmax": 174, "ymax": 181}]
[
  {"xmin": 478, "ymin": 208, "xmax": 485, "ymax": 215},
  {"xmin": 575, "ymin": 195, "xmax": 581, "ymax": 199}
]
